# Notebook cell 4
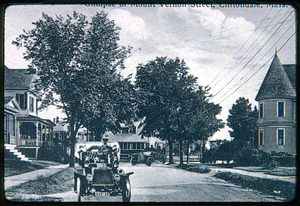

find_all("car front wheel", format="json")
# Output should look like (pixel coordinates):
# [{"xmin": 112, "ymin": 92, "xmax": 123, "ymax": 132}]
[
  {"xmin": 130, "ymin": 156, "xmax": 138, "ymax": 166},
  {"xmin": 76, "ymin": 177, "xmax": 82, "ymax": 202},
  {"xmin": 122, "ymin": 178, "xmax": 131, "ymax": 202},
  {"xmin": 146, "ymin": 157, "xmax": 153, "ymax": 166}
]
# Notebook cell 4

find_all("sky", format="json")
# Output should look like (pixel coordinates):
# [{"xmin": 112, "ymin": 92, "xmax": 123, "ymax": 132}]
[{"xmin": 4, "ymin": 4, "xmax": 296, "ymax": 141}]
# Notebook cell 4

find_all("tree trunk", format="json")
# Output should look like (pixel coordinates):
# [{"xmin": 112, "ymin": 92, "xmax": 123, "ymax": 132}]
[
  {"xmin": 179, "ymin": 140, "xmax": 183, "ymax": 166},
  {"xmin": 69, "ymin": 120, "xmax": 80, "ymax": 167},
  {"xmin": 186, "ymin": 140, "xmax": 189, "ymax": 164},
  {"xmin": 69, "ymin": 121, "xmax": 76, "ymax": 167},
  {"xmin": 168, "ymin": 136, "xmax": 174, "ymax": 164},
  {"xmin": 201, "ymin": 139, "xmax": 206, "ymax": 163}
]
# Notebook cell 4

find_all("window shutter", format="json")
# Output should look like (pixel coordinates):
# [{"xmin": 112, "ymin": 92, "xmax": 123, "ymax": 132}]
[
  {"xmin": 16, "ymin": 93, "xmax": 19, "ymax": 103},
  {"xmin": 24, "ymin": 93, "xmax": 28, "ymax": 110}
]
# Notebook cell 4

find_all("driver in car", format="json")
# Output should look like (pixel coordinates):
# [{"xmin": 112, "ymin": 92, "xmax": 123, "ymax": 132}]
[{"xmin": 100, "ymin": 136, "xmax": 112, "ymax": 152}]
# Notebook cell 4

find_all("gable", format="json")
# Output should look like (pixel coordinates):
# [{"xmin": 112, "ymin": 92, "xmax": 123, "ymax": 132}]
[{"xmin": 4, "ymin": 96, "xmax": 21, "ymax": 110}]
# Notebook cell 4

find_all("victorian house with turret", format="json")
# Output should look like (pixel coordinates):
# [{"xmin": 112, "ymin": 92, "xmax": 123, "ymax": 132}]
[{"xmin": 255, "ymin": 52, "xmax": 296, "ymax": 155}]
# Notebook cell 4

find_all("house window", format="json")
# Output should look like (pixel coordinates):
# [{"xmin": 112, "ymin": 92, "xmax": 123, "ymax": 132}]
[
  {"xmin": 137, "ymin": 143, "xmax": 141, "ymax": 149},
  {"xmin": 16, "ymin": 93, "xmax": 28, "ymax": 110},
  {"xmin": 123, "ymin": 143, "xmax": 128, "ymax": 150},
  {"xmin": 29, "ymin": 97, "xmax": 34, "ymax": 112},
  {"xmin": 259, "ymin": 103, "xmax": 264, "ymax": 118},
  {"xmin": 122, "ymin": 128, "xmax": 129, "ymax": 134},
  {"xmin": 129, "ymin": 126, "xmax": 136, "ymax": 134},
  {"xmin": 277, "ymin": 101, "xmax": 285, "ymax": 117},
  {"xmin": 277, "ymin": 129, "xmax": 285, "ymax": 146},
  {"xmin": 36, "ymin": 99, "xmax": 38, "ymax": 113},
  {"xmin": 259, "ymin": 129, "xmax": 264, "ymax": 146}
]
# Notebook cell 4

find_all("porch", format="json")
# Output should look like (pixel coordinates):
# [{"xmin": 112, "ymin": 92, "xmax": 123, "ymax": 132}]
[{"xmin": 17, "ymin": 115, "xmax": 55, "ymax": 158}]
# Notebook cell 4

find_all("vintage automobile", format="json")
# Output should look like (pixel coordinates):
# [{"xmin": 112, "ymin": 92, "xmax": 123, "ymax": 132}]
[
  {"xmin": 74, "ymin": 141, "xmax": 133, "ymax": 202},
  {"xmin": 130, "ymin": 148, "xmax": 166, "ymax": 166}
]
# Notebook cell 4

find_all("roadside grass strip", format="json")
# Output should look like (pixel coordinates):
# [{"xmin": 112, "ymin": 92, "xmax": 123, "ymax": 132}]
[
  {"xmin": 5, "ymin": 160, "xmax": 46, "ymax": 177},
  {"xmin": 213, "ymin": 172, "xmax": 296, "ymax": 201},
  {"xmin": 6, "ymin": 167, "xmax": 74, "ymax": 196},
  {"xmin": 176, "ymin": 164, "xmax": 211, "ymax": 174}
]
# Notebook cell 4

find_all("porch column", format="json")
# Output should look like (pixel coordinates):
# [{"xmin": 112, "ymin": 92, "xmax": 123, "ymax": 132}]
[{"xmin": 36, "ymin": 122, "xmax": 39, "ymax": 147}]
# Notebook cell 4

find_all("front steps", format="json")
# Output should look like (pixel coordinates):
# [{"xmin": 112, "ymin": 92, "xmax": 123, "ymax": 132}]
[{"xmin": 4, "ymin": 144, "xmax": 32, "ymax": 162}]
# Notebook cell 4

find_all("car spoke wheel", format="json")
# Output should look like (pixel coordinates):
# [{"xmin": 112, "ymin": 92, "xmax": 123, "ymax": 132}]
[
  {"xmin": 122, "ymin": 178, "xmax": 131, "ymax": 202},
  {"xmin": 146, "ymin": 157, "xmax": 153, "ymax": 166},
  {"xmin": 77, "ymin": 177, "xmax": 82, "ymax": 202},
  {"xmin": 130, "ymin": 156, "xmax": 138, "ymax": 166}
]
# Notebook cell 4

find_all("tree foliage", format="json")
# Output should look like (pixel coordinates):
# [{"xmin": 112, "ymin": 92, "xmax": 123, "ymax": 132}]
[
  {"xmin": 12, "ymin": 11, "xmax": 133, "ymax": 166},
  {"xmin": 135, "ymin": 57, "xmax": 224, "ymax": 165},
  {"xmin": 227, "ymin": 97, "xmax": 258, "ymax": 148}
]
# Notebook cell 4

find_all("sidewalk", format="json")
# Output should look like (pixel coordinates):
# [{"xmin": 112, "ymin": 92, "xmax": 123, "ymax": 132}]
[
  {"xmin": 170, "ymin": 161, "xmax": 296, "ymax": 184},
  {"xmin": 5, "ymin": 163, "xmax": 69, "ymax": 190}
]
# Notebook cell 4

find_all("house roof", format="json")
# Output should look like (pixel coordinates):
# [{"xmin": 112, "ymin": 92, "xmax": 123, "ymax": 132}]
[
  {"xmin": 283, "ymin": 64, "xmax": 296, "ymax": 88},
  {"xmin": 17, "ymin": 114, "xmax": 55, "ymax": 126},
  {"xmin": 255, "ymin": 53, "xmax": 296, "ymax": 101},
  {"xmin": 105, "ymin": 133, "xmax": 149, "ymax": 143},
  {"xmin": 53, "ymin": 122, "xmax": 68, "ymax": 132},
  {"xmin": 4, "ymin": 66, "xmax": 35, "ymax": 90}
]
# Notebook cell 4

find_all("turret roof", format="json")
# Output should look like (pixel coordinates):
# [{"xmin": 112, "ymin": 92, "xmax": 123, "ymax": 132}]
[{"xmin": 255, "ymin": 53, "xmax": 296, "ymax": 101}]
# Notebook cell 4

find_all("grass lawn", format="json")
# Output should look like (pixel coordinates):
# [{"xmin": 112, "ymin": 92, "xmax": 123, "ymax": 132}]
[
  {"xmin": 6, "ymin": 167, "xmax": 75, "ymax": 196},
  {"xmin": 4, "ymin": 159, "xmax": 62, "ymax": 177},
  {"xmin": 214, "ymin": 172, "xmax": 296, "ymax": 201},
  {"xmin": 235, "ymin": 166, "xmax": 296, "ymax": 176},
  {"xmin": 4, "ymin": 160, "xmax": 46, "ymax": 177}
]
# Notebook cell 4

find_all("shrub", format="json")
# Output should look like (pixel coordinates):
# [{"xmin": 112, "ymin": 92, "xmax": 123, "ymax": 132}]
[
  {"xmin": 38, "ymin": 146, "xmax": 70, "ymax": 163},
  {"xmin": 234, "ymin": 147, "xmax": 274, "ymax": 166},
  {"xmin": 263, "ymin": 159, "xmax": 279, "ymax": 169}
]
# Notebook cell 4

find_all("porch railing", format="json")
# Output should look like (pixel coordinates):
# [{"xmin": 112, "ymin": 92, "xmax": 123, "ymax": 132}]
[{"xmin": 19, "ymin": 139, "xmax": 54, "ymax": 147}]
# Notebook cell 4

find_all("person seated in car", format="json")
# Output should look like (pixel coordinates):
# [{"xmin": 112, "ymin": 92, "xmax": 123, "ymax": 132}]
[{"xmin": 98, "ymin": 136, "xmax": 112, "ymax": 153}]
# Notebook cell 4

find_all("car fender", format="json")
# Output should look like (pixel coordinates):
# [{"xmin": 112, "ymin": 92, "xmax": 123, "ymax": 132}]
[{"xmin": 120, "ymin": 172, "xmax": 134, "ymax": 180}]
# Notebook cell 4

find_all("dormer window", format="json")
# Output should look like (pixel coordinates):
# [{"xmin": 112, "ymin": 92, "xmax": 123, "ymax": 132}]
[{"xmin": 277, "ymin": 101, "xmax": 285, "ymax": 117}]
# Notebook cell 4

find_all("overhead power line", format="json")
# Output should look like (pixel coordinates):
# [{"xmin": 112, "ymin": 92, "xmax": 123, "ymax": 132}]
[
  {"xmin": 209, "ymin": 9, "xmax": 293, "ymax": 98},
  {"xmin": 217, "ymin": 31, "xmax": 296, "ymax": 104},
  {"xmin": 209, "ymin": 10, "xmax": 294, "ymax": 102},
  {"xmin": 215, "ymin": 21, "xmax": 295, "ymax": 104},
  {"xmin": 209, "ymin": 7, "xmax": 275, "ymax": 86}
]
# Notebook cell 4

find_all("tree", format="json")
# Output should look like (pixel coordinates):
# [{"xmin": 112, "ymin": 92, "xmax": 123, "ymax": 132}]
[
  {"xmin": 227, "ymin": 97, "xmax": 258, "ymax": 148},
  {"xmin": 135, "ymin": 57, "xmax": 224, "ymax": 165},
  {"xmin": 13, "ymin": 11, "xmax": 132, "ymax": 167}
]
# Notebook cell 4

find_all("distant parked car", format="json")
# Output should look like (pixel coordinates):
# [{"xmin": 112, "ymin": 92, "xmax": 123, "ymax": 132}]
[
  {"xmin": 130, "ymin": 148, "xmax": 166, "ymax": 166},
  {"xmin": 74, "ymin": 141, "xmax": 134, "ymax": 202}
]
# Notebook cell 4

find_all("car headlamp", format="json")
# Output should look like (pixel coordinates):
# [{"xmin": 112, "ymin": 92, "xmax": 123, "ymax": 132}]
[
  {"xmin": 118, "ymin": 169, "xmax": 125, "ymax": 175},
  {"xmin": 113, "ymin": 174, "xmax": 121, "ymax": 182},
  {"xmin": 84, "ymin": 160, "xmax": 90, "ymax": 167},
  {"xmin": 86, "ymin": 173, "xmax": 93, "ymax": 181}
]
